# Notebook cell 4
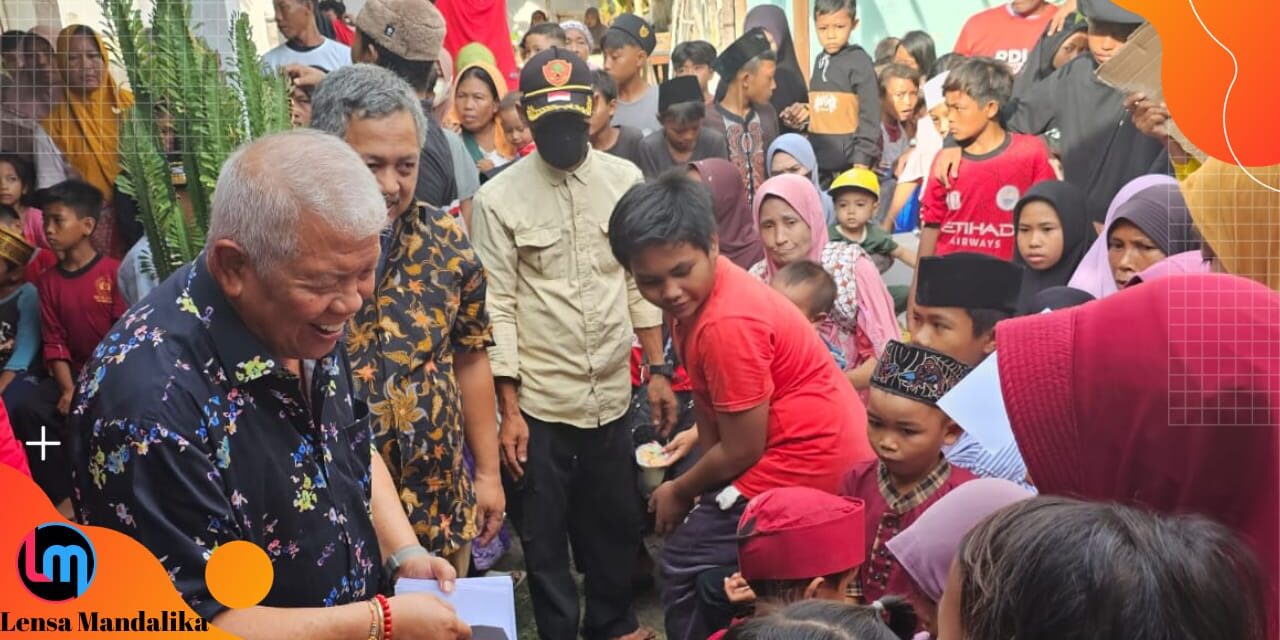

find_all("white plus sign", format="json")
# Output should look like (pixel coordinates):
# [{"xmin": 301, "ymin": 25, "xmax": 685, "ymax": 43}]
[{"xmin": 25, "ymin": 426, "xmax": 62, "ymax": 462}]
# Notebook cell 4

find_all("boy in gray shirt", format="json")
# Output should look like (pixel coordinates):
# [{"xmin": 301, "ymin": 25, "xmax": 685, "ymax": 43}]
[{"xmin": 603, "ymin": 14, "xmax": 661, "ymax": 135}]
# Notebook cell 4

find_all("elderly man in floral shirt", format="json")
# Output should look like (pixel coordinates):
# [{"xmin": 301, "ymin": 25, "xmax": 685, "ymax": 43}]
[{"xmin": 69, "ymin": 130, "xmax": 469, "ymax": 639}]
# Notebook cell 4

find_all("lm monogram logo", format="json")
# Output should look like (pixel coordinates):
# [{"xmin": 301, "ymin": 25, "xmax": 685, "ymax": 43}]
[{"xmin": 17, "ymin": 522, "xmax": 97, "ymax": 601}]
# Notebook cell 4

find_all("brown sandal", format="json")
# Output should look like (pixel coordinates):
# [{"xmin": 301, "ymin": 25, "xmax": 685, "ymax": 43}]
[{"xmin": 610, "ymin": 626, "xmax": 658, "ymax": 640}]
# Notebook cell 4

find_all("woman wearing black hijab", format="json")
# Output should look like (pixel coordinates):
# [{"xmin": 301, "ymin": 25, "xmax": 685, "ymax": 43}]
[
  {"xmin": 1021, "ymin": 286, "xmax": 1096, "ymax": 315},
  {"xmin": 1105, "ymin": 182, "xmax": 1202, "ymax": 290},
  {"xmin": 1013, "ymin": 180, "xmax": 1097, "ymax": 314},
  {"xmin": 743, "ymin": 5, "xmax": 808, "ymax": 133}
]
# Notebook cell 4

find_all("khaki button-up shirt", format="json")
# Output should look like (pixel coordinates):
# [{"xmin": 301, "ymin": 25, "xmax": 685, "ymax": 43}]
[{"xmin": 471, "ymin": 150, "xmax": 662, "ymax": 428}]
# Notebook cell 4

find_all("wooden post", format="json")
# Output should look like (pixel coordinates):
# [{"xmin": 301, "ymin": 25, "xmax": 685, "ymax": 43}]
[{"xmin": 792, "ymin": 0, "xmax": 809, "ymax": 82}]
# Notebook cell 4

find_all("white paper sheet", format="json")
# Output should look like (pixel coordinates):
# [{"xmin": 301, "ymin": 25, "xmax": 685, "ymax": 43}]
[
  {"xmin": 937, "ymin": 351, "xmax": 1016, "ymax": 454},
  {"xmin": 396, "ymin": 576, "xmax": 517, "ymax": 640}
]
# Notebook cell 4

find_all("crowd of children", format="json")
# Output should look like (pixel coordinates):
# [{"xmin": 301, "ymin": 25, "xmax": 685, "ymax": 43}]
[
  {"xmin": 0, "ymin": 169, "xmax": 125, "ymax": 516},
  {"xmin": 594, "ymin": 0, "xmax": 1275, "ymax": 637},
  {"xmin": 2, "ymin": 0, "xmax": 1278, "ymax": 638}
]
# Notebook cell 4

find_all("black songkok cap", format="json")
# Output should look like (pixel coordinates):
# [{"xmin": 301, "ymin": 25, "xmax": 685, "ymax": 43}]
[
  {"xmin": 713, "ymin": 28, "xmax": 771, "ymax": 81},
  {"xmin": 659, "ymin": 76, "xmax": 704, "ymax": 112},
  {"xmin": 915, "ymin": 252, "xmax": 1023, "ymax": 315}
]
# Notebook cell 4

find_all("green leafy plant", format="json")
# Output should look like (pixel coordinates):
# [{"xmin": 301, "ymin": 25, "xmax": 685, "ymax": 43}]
[{"xmin": 102, "ymin": 0, "xmax": 291, "ymax": 280}]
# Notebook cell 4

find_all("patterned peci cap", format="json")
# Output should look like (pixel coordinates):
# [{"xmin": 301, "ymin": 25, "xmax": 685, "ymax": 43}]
[{"xmin": 871, "ymin": 340, "xmax": 973, "ymax": 406}]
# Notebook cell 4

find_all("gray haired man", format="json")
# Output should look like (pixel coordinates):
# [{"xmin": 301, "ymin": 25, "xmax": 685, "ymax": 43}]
[
  {"xmin": 311, "ymin": 65, "xmax": 504, "ymax": 576},
  {"xmin": 287, "ymin": 0, "xmax": 481, "ymax": 225},
  {"xmin": 69, "ymin": 130, "xmax": 470, "ymax": 638}
]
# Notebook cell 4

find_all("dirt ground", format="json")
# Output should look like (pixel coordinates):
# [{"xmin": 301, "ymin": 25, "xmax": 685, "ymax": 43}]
[{"xmin": 498, "ymin": 535, "xmax": 668, "ymax": 640}]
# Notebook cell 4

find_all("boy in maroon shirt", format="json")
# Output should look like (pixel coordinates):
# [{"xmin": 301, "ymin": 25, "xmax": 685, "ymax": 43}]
[
  {"xmin": 917, "ymin": 57, "xmax": 1054, "ymax": 262},
  {"xmin": 9, "ymin": 180, "xmax": 124, "ymax": 508},
  {"xmin": 838, "ymin": 339, "xmax": 976, "ymax": 605},
  {"xmin": 608, "ymin": 173, "xmax": 873, "ymax": 640},
  {"xmin": 37, "ymin": 180, "xmax": 126, "ymax": 398}
]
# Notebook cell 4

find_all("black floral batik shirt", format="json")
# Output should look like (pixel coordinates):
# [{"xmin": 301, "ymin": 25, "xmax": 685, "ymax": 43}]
[
  {"xmin": 69, "ymin": 257, "xmax": 381, "ymax": 621},
  {"xmin": 347, "ymin": 203, "xmax": 493, "ymax": 556}
]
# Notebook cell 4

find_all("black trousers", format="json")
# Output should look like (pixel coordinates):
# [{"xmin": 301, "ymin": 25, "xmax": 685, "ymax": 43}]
[
  {"xmin": 9, "ymin": 377, "xmax": 73, "ymax": 504},
  {"xmin": 660, "ymin": 493, "xmax": 747, "ymax": 640},
  {"xmin": 504, "ymin": 414, "xmax": 643, "ymax": 640}
]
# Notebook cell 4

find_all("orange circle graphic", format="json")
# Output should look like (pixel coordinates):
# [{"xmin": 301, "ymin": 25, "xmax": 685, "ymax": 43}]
[{"xmin": 206, "ymin": 541, "xmax": 274, "ymax": 609}]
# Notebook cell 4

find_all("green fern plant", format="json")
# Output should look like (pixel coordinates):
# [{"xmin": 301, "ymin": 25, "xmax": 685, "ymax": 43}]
[{"xmin": 101, "ymin": 0, "xmax": 291, "ymax": 280}]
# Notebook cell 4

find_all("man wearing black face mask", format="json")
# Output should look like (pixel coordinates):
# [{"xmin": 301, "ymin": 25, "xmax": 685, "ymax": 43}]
[{"xmin": 470, "ymin": 48, "xmax": 674, "ymax": 640}]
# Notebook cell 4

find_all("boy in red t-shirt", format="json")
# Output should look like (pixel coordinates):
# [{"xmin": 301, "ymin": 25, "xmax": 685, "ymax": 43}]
[
  {"xmin": 608, "ymin": 173, "xmax": 874, "ymax": 640},
  {"xmin": 917, "ymin": 58, "xmax": 1054, "ymax": 263},
  {"xmin": 10, "ymin": 180, "xmax": 125, "ymax": 509}
]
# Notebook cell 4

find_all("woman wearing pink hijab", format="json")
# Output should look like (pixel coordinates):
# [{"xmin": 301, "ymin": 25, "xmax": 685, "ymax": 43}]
[
  {"xmin": 747, "ymin": 174, "xmax": 900, "ymax": 392},
  {"xmin": 1067, "ymin": 173, "xmax": 1178, "ymax": 298}
]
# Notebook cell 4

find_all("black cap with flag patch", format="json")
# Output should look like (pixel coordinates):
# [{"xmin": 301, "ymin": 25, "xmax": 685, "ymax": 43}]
[{"xmin": 520, "ymin": 47, "xmax": 594, "ymax": 123}]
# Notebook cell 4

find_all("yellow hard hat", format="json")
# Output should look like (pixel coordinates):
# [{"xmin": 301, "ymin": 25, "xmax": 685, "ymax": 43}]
[{"xmin": 829, "ymin": 167, "xmax": 880, "ymax": 200}]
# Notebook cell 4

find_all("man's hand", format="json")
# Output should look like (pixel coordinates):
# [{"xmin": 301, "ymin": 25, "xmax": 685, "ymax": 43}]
[
  {"xmin": 396, "ymin": 553, "xmax": 458, "ymax": 593},
  {"xmin": 474, "ymin": 472, "xmax": 505, "ymax": 545},
  {"xmin": 282, "ymin": 63, "xmax": 327, "ymax": 91},
  {"xmin": 388, "ymin": 593, "xmax": 472, "ymax": 639},
  {"xmin": 932, "ymin": 146, "xmax": 963, "ymax": 188},
  {"xmin": 780, "ymin": 103, "xmax": 810, "ymax": 129},
  {"xmin": 498, "ymin": 413, "xmax": 530, "ymax": 479},
  {"xmin": 724, "ymin": 572, "xmax": 757, "ymax": 604},
  {"xmin": 662, "ymin": 426, "xmax": 698, "ymax": 464},
  {"xmin": 1046, "ymin": 0, "xmax": 1078, "ymax": 35},
  {"xmin": 649, "ymin": 480, "xmax": 694, "ymax": 535},
  {"xmin": 1125, "ymin": 92, "xmax": 1171, "ymax": 142},
  {"xmin": 647, "ymin": 375, "xmax": 678, "ymax": 437},
  {"xmin": 56, "ymin": 389, "xmax": 73, "ymax": 416},
  {"xmin": 476, "ymin": 158, "xmax": 495, "ymax": 173}
]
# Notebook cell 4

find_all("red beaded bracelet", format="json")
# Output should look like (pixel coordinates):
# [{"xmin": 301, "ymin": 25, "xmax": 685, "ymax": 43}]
[{"xmin": 375, "ymin": 594, "xmax": 392, "ymax": 640}]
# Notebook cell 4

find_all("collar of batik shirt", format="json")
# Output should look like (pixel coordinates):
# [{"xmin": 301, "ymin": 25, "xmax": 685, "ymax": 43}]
[{"xmin": 181, "ymin": 253, "xmax": 286, "ymax": 386}]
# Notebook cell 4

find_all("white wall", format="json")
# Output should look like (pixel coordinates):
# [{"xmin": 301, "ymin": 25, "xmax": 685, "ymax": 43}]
[
  {"xmin": 0, "ymin": 0, "xmax": 61, "ymax": 32},
  {"xmin": 0, "ymin": 0, "xmax": 275, "ymax": 64}
]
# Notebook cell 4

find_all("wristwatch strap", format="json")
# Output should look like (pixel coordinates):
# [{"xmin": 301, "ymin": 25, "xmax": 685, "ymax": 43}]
[{"xmin": 383, "ymin": 544, "xmax": 431, "ymax": 579}]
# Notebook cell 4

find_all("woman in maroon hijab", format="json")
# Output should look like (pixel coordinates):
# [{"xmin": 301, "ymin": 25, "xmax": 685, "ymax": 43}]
[{"xmin": 993, "ymin": 273, "xmax": 1279, "ymax": 636}]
